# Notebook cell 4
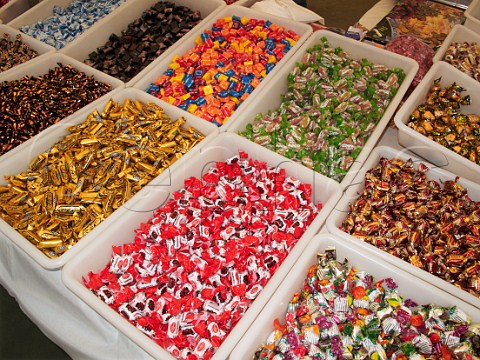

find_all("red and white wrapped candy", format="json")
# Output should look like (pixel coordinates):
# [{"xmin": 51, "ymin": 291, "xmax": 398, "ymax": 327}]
[{"xmin": 84, "ymin": 152, "xmax": 322, "ymax": 359}]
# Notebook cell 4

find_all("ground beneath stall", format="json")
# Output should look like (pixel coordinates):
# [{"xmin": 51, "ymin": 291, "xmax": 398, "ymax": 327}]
[{"xmin": 308, "ymin": 0, "xmax": 379, "ymax": 29}]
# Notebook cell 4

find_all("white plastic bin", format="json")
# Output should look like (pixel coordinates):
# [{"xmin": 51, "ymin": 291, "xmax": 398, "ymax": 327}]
[
  {"xmin": 326, "ymin": 145, "xmax": 480, "ymax": 309},
  {"xmin": 62, "ymin": 132, "xmax": 342, "ymax": 360},
  {"xmin": 465, "ymin": 0, "xmax": 480, "ymax": 34},
  {"xmin": 433, "ymin": 24, "xmax": 480, "ymax": 68},
  {"xmin": 230, "ymin": 233, "xmax": 480, "ymax": 359},
  {"xmin": 133, "ymin": 5, "xmax": 312, "ymax": 128},
  {"xmin": 225, "ymin": 30, "xmax": 418, "ymax": 190},
  {"xmin": 0, "ymin": 0, "xmax": 31, "ymax": 24},
  {"xmin": 60, "ymin": 0, "xmax": 225, "ymax": 87},
  {"xmin": 0, "ymin": 87, "xmax": 217, "ymax": 270},
  {"xmin": 394, "ymin": 61, "xmax": 480, "ymax": 184},
  {"xmin": 0, "ymin": 23, "xmax": 55, "ymax": 75}
]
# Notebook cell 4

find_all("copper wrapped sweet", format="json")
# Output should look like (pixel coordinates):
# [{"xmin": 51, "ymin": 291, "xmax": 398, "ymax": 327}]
[
  {"xmin": 407, "ymin": 79, "xmax": 480, "ymax": 165},
  {"xmin": 0, "ymin": 98, "xmax": 204, "ymax": 258},
  {"xmin": 341, "ymin": 157, "xmax": 480, "ymax": 298}
]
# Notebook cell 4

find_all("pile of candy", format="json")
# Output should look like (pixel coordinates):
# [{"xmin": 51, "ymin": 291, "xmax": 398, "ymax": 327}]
[
  {"xmin": 341, "ymin": 157, "xmax": 480, "ymax": 298},
  {"xmin": 0, "ymin": 33, "xmax": 39, "ymax": 72},
  {"xmin": 85, "ymin": 1, "xmax": 202, "ymax": 82},
  {"xmin": 255, "ymin": 247, "xmax": 480, "ymax": 359},
  {"xmin": 0, "ymin": 99, "xmax": 204, "ymax": 258},
  {"xmin": 84, "ymin": 152, "xmax": 322, "ymax": 359},
  {"xmin": 0, "ymin": 64, "xmax": 111, "ymax": 156},
  {"xmin": 241, "ymin": 37, "xmax": 405, "ymax": 182},
  {"xmin": 146, "ymin": 16, "xmax": 299, "ymax": 126},
  {"xmin": 443, "ymin": 41, "xmax": 480, "ymax": 81},
  {"xmin": 20, "ymin": 0, "xmax": 125, "ymax": 49},
  {"xmin": 407, "ymin": 79, "xmax": 480, "ymax": 165}
]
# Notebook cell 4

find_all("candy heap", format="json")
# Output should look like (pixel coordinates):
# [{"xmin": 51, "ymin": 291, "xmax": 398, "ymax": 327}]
[
  {"xmin": 85, "ymin": 1, "xmax": 202, "ymax": 82},
  {"xmin": 0, "ymin": 33, "xmax": 39, "ymax": 72},
  {"xmin": 407, "ymin": 80, "xmax": 480, "ymax": 165},
  {"xmin": 0, "ymin": 64, "xmax": 111, "ymax": 156},
  {"xmin": 444, "ymin": 41, "xmax": 480, "ymax": 81},
  {"xmin": 20, "ymin": 0, "xmax": 125, "ymax": 49},
  {"xmin": 341, "ymin": 157, "xmax": 480, "ymax": 298},
  {"xmin": 0, "ymin": 99, "xmax": 204, "ymax": 258},
  {"xmin": 84, "ymin": 152, "xmax": 321, "ymax": 359},
  {"xmin": 254, "ymin": 247, "xmax": 480, "ymax": 359},
  {"xmin": 147, "ymin": 16, "xmax": 299, "ymax": 126},
  {"xmin": 241, "ymin": 38, "xmax": 405, "ymax": 182}
]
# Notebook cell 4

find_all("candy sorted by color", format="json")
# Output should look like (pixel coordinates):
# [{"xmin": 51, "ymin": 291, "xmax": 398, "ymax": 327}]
[
  {"xmin": 241, "ymin": 37, "xmax": 405, "ymax": 182},
  {"xmin": 408, "ymin": 79, "xmax": 480, "ymax": 165},
  {"xmin": 341, "ymin": 157, "xmax": 480, "ymax": 298},
  {"xmin": 444, "ymin": 41, "xmax": 480, "ymax": 81},
  {"xmin": 254, "ymin": 247, "xmax": 480, "ymax": 359},
  {"xmin": 0, "ymin": 99, "xmax": 204, "ymax": 259},
  {"xmin": 146, "ymin": 16, "xmax": 300, "ymax": 126},
  {"xmin": 20, "ymin": 0, "xmax": 125, "ymax": 49},
  {"xmin": 0, "ymin": 63, "xmax": 111, "ymax": 156},
  {"xmin": 84, "ymin": 152, "xmax": 322, "ymax": 359},
  {"xmin": 0, "ymin": 33, "xmax": 39, "ymax": 72},
  {"xmin": 85, "ymin": 1, "xmax": 202, "ymax": 82}
]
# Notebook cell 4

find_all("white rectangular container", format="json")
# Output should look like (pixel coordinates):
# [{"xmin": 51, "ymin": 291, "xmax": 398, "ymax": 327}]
[
  {"xmin": 225, "ymin": 30, "xmax": 418, "ymax": 190},
  {"xmin": 0, "ymin": 86, "xmax": 220, "ymax": 270},
  {"xmin": 8, "ymin": 0, "xmax": 130, "ymax": 47},
  {"xmin": 326, "ymin": 145, "xmax": 480, "ymax": 309},
  {"xmin": 61, "ymin": 132, "xmax": 342, "ymax": 360},
  {"xmin": 465, "ymin": 0, "xmax": 480, "ymax": 34},
  {"xmin": 0, "ymin": 23, "xmax": 55, "ymax": 75},
  {"xmin": 231, "ymin": 0, "xmax": 258, "ymax": 6},
  {"xmin": 0, "ymin": 0, "xmax": 31, "ymax": 24},
  {"xmin": 433, "ymin": 24, "xmax": 480, "ymax": 67},
  {"xmin": 394, "ymin": 61, "xmax": 480, "ymax": 184},
  {"xmin": 0, "ymin": 52, "xmax": 124, "ymax": 158},
  {"xmin": 60, "ymin": 0, "xmax": 225, "ymax": 87},
  {"xmin": 230, "ymin": 233, "xmax": 480, "ymax": 359},
  {"xmin": 133, "ymin": 5, "xmax": 312, "ymax": 128}
]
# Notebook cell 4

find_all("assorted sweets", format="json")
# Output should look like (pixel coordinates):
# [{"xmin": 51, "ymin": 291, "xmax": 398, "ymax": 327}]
[
  {"xmin": 0, "ymin": 63, "xmax": 112, "ymax": 156},
  {"xmin": 407, "ymin": 80, "xmax": 480, "ymax": 165},
  {"xmin": 255, "ymin": 247, "xmax": 480, "ymax": 359},
  {"xmin": 443, "ymin": 41, "xmax": 480, "ymax": 81},
  {"xmin": 0, "ymin": 33, "xmax": 39, "ymax": 72},
  {"xmin": 20, "ymin": 0, "xmax": 126, "ymax": 49},
  {"xmin": 341, "ymin": 157, "xmax": 480, "ymax": 298},
  {"xmin": 85, "ymin": 1, "xmax": 203, "ymax": 82},
  {"xmin": 84, "ymin": 152, "xmax": 322, "ymax": 359},
  {"xmin": 146, "ymin": 16, "xmax": 300, "ymax": 126},
  {"xmin": 241, "ymin": 38, "xmax": 405, "ymax": 182},
  {"xmin": 0, "ymin": 98, "xmax": 205, "ymax": 258}
]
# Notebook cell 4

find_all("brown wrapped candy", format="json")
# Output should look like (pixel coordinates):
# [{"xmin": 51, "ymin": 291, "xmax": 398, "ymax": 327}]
[{"xmin": 341, "ymin": 157, "xmax": 480, "ymax": 298}]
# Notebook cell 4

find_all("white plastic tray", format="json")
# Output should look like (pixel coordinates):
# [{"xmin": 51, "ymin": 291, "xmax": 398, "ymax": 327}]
[
  {"xmin": 231, "ymin": 0, "xmax": 258, "ymax": 6},
  {"xmin": 225, "ymin": 30, "xmax": 418, "ymax": 190},
  {"xmin": 60, "ymin": 0, "xmax": 225, "ymax": 87},
  {"xmin": 0, "ymin": 23, "xmax": 55, "ymax": 75},
  {"xmin": 133, "ymin": 5, "xmax": 313, "ymax": 128},
  {"xmin": 465, "ymin": 0, "xmax": 480, "ymax": 34},
  {"xmin": 0, "ymin": 0, "xmax": 30, "ymax": 24},
  {"xmin": 433, "ymin": 24, "xmax": 480, "ymax": 67},
  {"xmin": 326, "ymin": 145, "xmax": 480, "ymax": 309},
  {"xmin": 0, "ymin": 52, "xmax": 125, "ymax": 159},
  {"xmin": 8, "ymin": 0, "xmax": 130, "ymax": 47},
  {"xmin": 0, "ymin": 86, "xmax": 220, "ymax": 270},
  {"xmin": 62, "ymin": 132, "xmax": 342, "ymax": 360},
  {"xmin": 230, "ymin": 233, "xmax": 480, "ymax": 359},
  {"xmin": 394, "ymin": 61, "xmax": 480, "ymax": 184}
]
